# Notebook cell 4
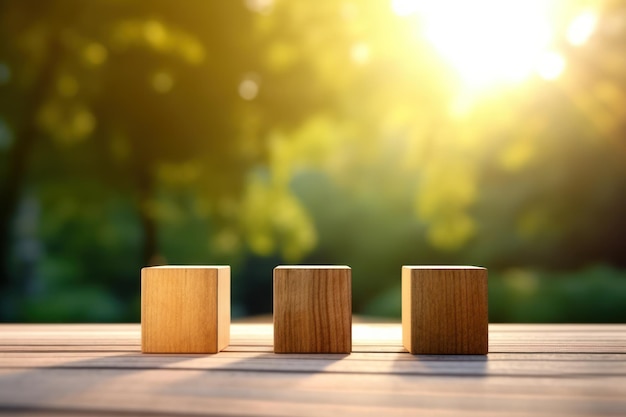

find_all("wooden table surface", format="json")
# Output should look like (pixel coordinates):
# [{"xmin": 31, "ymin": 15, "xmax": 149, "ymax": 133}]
[{"xmin": 1, "ymin": 323, "xmax": 625, "ymax": 416}]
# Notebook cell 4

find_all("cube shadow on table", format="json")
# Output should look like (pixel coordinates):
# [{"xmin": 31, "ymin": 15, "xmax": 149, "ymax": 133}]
[
  {"xmin": 273, "ymin": 265, "xmax": 352, "ymax": 353},
  {"xmin": 402, "ymin": 266, "xmax": 488, "ymax": 355},
  {"xmin": 141, "ymin": 266, "xmax": 230, "ymax": 353}
]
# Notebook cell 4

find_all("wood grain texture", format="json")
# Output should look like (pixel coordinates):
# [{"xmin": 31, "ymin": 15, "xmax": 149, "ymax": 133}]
[
  {"xmin": 403, "ymin": 266, "xmax": 488, "ymax": 354},
  {"xmin": 1, "ymin": 323, "xmax": 625, "ymax": 417},
  {"xmin": 141, "ymin": 266, "xmax": 230, "ymax": 353},
  {"xmin": 274, "ymin": 266, "xmax": 352, "ymax": 353}
]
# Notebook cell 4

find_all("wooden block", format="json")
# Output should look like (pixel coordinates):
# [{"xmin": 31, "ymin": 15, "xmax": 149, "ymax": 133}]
[
  {"xmin": 141, "ymin": 266, "xmax": 230, "ymax": 353},
  {"xmin": 402, "ymin": 266, "xmax": 488, "ymax": 355},
  {"xmin": 273, "ymin": 266, "xmax": 352, "ymax": 353}
]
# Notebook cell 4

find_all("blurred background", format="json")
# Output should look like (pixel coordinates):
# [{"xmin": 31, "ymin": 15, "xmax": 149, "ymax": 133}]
[{"xmin": 1, "ymin": 0, "xmax": 625, "ymax": 323}]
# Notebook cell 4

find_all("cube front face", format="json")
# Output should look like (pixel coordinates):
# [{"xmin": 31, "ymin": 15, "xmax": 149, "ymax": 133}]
[
  {"xmin": 141, "ymin": 266, "xmax": 230, "ymax": 353},
  {"xmin": 403, "ymin": 266, "xmax": 488, "ymax": 355},
  {"xmin": 274, "ymin": 266, "xmax": 352, "ymax": 353}
]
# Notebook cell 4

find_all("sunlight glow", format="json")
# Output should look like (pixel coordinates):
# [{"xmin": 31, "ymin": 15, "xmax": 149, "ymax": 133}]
[
  {"xmin": 567, "ymin": 11, "xmax": 598, "ymax": 46},
  {"xmin": 536, "ymin": 52, "xmax": 565, "ymax": 80},
  {"xmin": 391, "ymin": 0, "xmax": 420, "ymax": 17},
  {"xmin": 392, "ymin": 0, "xmax": 564, "ymax": 89},
  {"xmin": 245, "ymin": 0, "xmax": 273, "ymax": 15},
  {"xmin": 350, "ymin": 42, "xmax": 371, "ymax": 65}
]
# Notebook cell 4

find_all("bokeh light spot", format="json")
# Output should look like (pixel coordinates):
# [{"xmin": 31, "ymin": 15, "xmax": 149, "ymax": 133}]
[
  {"xmin": 83, "ymin": 43, "xmax": 108, "ymax": 66},
  {"xmin": 143, "ymin": 20, "xmax": 167, "ymax": 48},
  {"xmin": 57, "ymin": 75, "xmax": 79, "ymax": 97},
  {"xmin": 350, "ymin": 42, "xmax": 370, "ymax": 65},
  {"xmin": 567, "ymin": 10, "xmax": 598, "ymax": 46},
  {"xmin": 390, "ymin": 0, "xmax": 419, "ymax": 17},
  {"xmin": 239, "ymin": 74, "xmax": 260, "ymax": 100},
  {"xmin": 151, "ymin": 71, "xmax": 174, "ymax": 93},
  {"xmin": 536, "ymin": 52, "xmax": 565, "ymax": 80},
  {"xmin": 245, "ymin": 0, "xmax": 273, "ymax": 15},
  {"xmin": 73, "ymin": 108, "xmax": 96, "ymax": 138}
]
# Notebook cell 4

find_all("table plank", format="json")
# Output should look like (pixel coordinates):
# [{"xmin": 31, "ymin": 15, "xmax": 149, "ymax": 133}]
[
  {"xmin": 2, "ymin": 324, "xmax": 626, "ymax": 351},
  {"xmin": 0, "ymin": 323, "xmax": 625, "ymax": 417}
]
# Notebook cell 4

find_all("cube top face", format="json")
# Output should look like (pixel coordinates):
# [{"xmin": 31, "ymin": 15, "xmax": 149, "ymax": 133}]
[
  {"xmin": 402, "ymin": 266, "xmax": 488, "ymax": 355},
  {"xmin": 274, "ymin": 265, "xmax": 350, "ymax": 270},
  {"xmin": 274, "ymin": 266, "xmax": 352, "ymax": 353},
  {"xmin": 141, "ymin": 266, "xmax": 230, "ymax": 354},
  {"xmin": 145, "ymin": 265, "xmax": 230, "ymax": 270},
  {"xmin": 403, "ymin": 265, "xmax": 485, "ymax": 270}
]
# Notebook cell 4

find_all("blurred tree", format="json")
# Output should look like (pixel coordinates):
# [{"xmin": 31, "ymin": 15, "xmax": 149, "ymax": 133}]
[
  {"xmin": 238, "ymin": 0, "xmax": 626, "ymax": 309},
  {"xmin": 1, "ymin": 0, "xmax": 626, "ymax": 322},
  {"xmin": 0, "ymin": 0, "xmax": 265, "ymax": 316},
  {"xmin": 0, "ymin": 1, "xmax": 70, "ymax": 298}
]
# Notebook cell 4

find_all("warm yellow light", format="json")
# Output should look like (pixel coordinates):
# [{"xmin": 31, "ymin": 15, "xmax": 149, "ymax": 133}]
[
  {"xmin": 567, "ymin": 10, "xmax": 597, "ymax": 46},
  {"xmin": 239, "ymin": 79, "xmax": 259, "ymax": 100},
  {"xmin": 391, "ymin": 0, "xmax": 419, "ymax": 17},
  {"xmin": 151, "ymin": 71, "xmax": 174, "ymax": 93},
  {"xmin": 350, "ymin": 42, "xmax": 371, "ymax": 65},
  {"xmin": 393, "ymin": 0, "xmax": 562, "ymax": 88},
  {"xmin": 239, "ymin": 73, "xmax": 261, "ymax": 101},
  {"xmin": 536, "ymin": 52, "xmax": 566, "ymax": 80}
]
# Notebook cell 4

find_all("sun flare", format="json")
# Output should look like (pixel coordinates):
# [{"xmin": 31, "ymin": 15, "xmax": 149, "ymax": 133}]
[{"xmin": 392, "ymin": 0, "xmax": 577, "ymax": 89}]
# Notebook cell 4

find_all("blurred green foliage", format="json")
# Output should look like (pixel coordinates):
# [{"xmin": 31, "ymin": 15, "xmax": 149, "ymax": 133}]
[
  {"xmin": 1, "ymin": 0, "xmax": 626, "ymax": 322},
  {"xmin": 365, "ymin": 265, "xmax": 626, "ymax": 322}
]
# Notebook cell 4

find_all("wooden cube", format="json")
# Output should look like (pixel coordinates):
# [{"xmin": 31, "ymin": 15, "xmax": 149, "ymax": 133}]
[
  {"xmin": 274, "ymin": 266, "xmax": 352, "ymax": 353},
  {"xmin": 402, "ymin": 266, "xmax": 488, "ymax": 355},
  {"xmin": 141, "ymin": 266, "xmax": 230, "ymax": 353}
]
